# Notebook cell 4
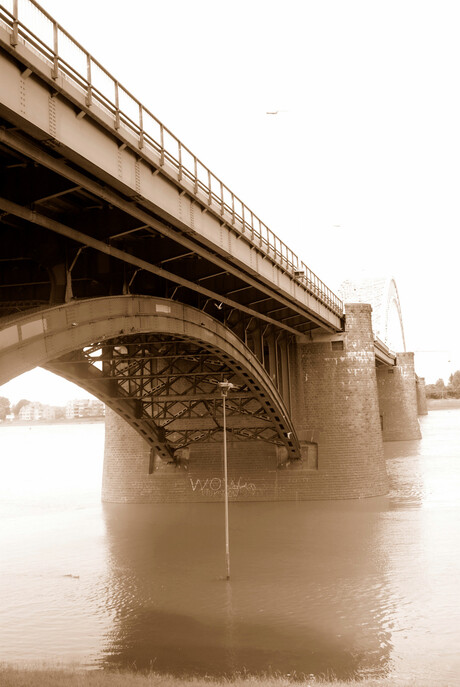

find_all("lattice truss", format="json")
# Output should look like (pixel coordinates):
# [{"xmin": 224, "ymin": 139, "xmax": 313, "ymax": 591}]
[{"xmin": 53, "ymin": 334, "xmax": 285, "ymax": 454}]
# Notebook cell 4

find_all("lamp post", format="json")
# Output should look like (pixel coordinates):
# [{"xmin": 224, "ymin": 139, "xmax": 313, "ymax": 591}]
[{"xmin": 218, "ymin": 379, "xmax": 235, "ymax": 581}]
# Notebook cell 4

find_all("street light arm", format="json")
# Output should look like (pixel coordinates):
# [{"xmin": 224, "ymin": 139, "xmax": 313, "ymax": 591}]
[{"xmin": 218, "ymin": 379, "xmax": 237, "ymax": 398}]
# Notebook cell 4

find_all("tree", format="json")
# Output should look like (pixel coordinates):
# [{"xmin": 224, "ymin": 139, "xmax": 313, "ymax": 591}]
[
  {"xmin": 13, "ymin": 399, "xmax": 31, "ymax": 417},
  {"xmin": 0, "ymin": 396, "xmax": 10, "ymax": 421},
  {"xmin": 426, "ymin": 379, "xmax": 446, "ymax": 399},
  {"xmin": 435, "ymin": 378, "xmax": 446, "ymax": 397},
  {"xmin": 448, "ymin": 370, "xmax": 460, "ymax": 398}
]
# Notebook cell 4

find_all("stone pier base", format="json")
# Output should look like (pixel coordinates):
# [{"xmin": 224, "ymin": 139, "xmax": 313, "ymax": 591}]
[
  {"xmin": 102, "ymin": 408, "xmax": 152, "ymax": 503},
  {"xmin": 377, "ymin": 352, "xmax": 422, "ymax": 441},
  {"xmin": 288, "ymin": 303, "xmax": 389, "ymax": 500},
  {"xmin": 416, "ymin": 376, "xmax": 428, "ymax": 416},
  {"xmin": 101, "ymin": 303, "xmax": 396, "ymax": 503},
  {"xmin": 101, "ymin": 426, "xmax": 346, "ymax": 504}
]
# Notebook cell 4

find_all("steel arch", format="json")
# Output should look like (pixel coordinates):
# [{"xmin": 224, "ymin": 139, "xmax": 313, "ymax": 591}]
[{"xmin": 0, "ymin": 295, "xmax": 300, "ymax": 459}]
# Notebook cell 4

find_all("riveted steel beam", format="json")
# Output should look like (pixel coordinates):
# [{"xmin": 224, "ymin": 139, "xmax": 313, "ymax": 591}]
[
  {"xmin": 0, "ymin": 128, "xmax": 341, "ymax": 333},
  {"xmin": 0, "ymin": 196, "xmax": 307, "ymax": 337},
  {"xmin": 32, "ymin": 185, "xmax": 81, "ymax": 205}
]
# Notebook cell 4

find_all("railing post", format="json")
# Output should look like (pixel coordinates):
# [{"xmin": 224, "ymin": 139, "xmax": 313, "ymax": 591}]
[
  {"xmin": 10, "ymin": 0, "xmax": 18, "ymax": 47},
  {"xmin": 207, "ymin": 170, "xmax": 212, "ymax": 205},
  {"xmin": 85, "ymin": 53, "xmax": 92, "ymax": 107},
  {"xmin": 220, "ymin": 181, "xmax": 224, "ymax": 216},
  {"xmin": 52, "ymin": 21, "xmax": 59, "ymax": 80},
  {"xmin": 138, "ymin": 103, "xmax": 144, "ymax": 149},
  {"xmin": 194, "ymin": 157, "xmax": 198, "ymax": 194},
  {"xmin": 178, "ymin": 141, "xmax": 182, "ymax": 181},
  {"xmin": 114, "ymin": 81, "xmax": 120, "ymax": 129},
  {"xmin": 160, "ymin": 124, "xmax": 165, "ymax": 166}
]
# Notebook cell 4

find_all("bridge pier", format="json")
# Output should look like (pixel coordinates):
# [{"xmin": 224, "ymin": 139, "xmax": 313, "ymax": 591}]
[
  {"xmin": 102, "ymin": 407, "xmax": 284, "ymax": 503},
  {"xmin": 101, "ymin": 302, "xmax": 390, "ymax": 503},
  {"xmin": 416, "ymin": 376, "xmax": 428, "ymax": 416},
  {"xmin": 0, "ymin": 3, "xmax": 426, "ymax": 503},
  {"xmin": 288, "ymin": 303, "xmax": 389, "ymax": 499},
  {"xmin": 376, "ymin": 353, "xmax": 422, "ymax": 441},
  {"xmin": 102, "ymin": 408, "xmax": 152, "ymax": 503}
]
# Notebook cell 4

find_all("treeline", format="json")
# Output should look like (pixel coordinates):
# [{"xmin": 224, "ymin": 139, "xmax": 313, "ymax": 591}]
[
  {"xmin": 0, "ymin": 397, "xmax": 66, "ymax": 421},
  {"xmin": 426, "ymin": 370, "xmax": 460, "ymax": 399}
]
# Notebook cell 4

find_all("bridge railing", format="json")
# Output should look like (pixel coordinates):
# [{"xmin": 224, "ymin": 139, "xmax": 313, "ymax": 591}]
[{"xmin": 0, "ymin": 0, "xmax": 343, "ymax": 317}]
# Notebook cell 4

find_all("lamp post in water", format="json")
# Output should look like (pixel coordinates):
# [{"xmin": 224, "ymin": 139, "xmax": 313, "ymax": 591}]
[{"xmin": 218, "ymin": 379, "xmax": 235, "ymax": 581}]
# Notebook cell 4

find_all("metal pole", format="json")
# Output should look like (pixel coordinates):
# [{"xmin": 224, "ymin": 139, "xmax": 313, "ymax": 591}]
[
  {"xmin": 222, "ymin": 386, "xmax": 230, "ymax": 580},
  {"xmin": 218, "ymin": 379, "xmax": 235, "ymax": 581}
]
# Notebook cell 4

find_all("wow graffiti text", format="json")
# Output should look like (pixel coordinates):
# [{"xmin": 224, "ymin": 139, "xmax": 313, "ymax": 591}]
[{"xmin": 189, "ymin": 476, "xmax": 257, "ymax": 497}]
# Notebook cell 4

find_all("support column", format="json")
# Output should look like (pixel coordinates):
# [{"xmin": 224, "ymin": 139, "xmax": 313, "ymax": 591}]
[
  {"xmin": 102, "ymin": 407, "xmax": 153, "ymax": 503},
  {"xmin": 102, "ymin": 409, "xmax": 282, "ymax": 502},
  {"xmin": 377, "ymin": 352, "xmax": 422, "ymax": 440},
  {"xmin": 101, "ymin": 304, "xmax": 392, "ymax": 503},
  {"xmin": 416, "ymin": 376, "xmax": 428, "ymax": 416},
  {"xmin": 288, "ymin": 303, "xmax": 388, "ymax": 499}
]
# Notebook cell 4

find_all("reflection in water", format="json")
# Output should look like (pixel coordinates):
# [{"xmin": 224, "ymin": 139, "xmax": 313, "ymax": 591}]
[
  {"xmin": 0, "ymin": 411, "xmax": 460, "ymax": 684},
  {"xmin": 100, "ymin": 500, "xmax": 393, "ymax": 679}
]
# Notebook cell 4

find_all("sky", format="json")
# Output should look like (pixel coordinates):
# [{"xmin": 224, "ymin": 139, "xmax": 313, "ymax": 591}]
[{"xmin": 1, "ymin": 0, "xmax": 460, "ymax": 402}]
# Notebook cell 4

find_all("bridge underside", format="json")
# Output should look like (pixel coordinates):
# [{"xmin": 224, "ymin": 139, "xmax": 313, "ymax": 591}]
[
  {"xmin": 0, "ymin": 131, "xmax": 325, "ymax": 335},
  {"xmin": 0, "ymin": 29, "xmax": 342, "ymax": 337},
  {"xmin": 46, "ymin": 333, "xmax": 293, "ymax": 460},
  {"xmin": 0, "ymin": 301, "xmax": 424, "ymax": 504},
  {"xmin": 0, "ymin": 296, "xmax": 300, "ymax": 461},
  {"xmin": 0, "ymin": 8, "xmax": 424, "ymax": 504}
]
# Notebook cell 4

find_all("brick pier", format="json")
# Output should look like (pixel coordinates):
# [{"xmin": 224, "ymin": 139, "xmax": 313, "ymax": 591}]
[
  {"xmin": 102, "ymin": 303, "xmax": 398, "ymax": 503},
  {"xmin": 377, "ymin": 352, "xmax": 422, "ymax": 441}
]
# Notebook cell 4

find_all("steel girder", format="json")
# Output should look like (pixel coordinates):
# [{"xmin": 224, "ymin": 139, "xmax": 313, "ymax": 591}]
[
  {"xmin": 0, "ymin": 296, "xmax": 300, "ymax": 460},
  {"xmin": 46, "ymin": 334, "xmax": 289, "ymax": 458}
]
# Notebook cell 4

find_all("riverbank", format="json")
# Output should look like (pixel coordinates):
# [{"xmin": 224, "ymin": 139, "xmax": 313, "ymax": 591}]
[
  {"xmin": 0, "ymin": 417, "xmax": 104, "ymax": 427},
  {"xmin": 0, "ymin": 667, "xmax": 436, "ymax": 687},
  {"xmin": 426, "ymin": 397, "xmax": 460, "ymax": 410}
]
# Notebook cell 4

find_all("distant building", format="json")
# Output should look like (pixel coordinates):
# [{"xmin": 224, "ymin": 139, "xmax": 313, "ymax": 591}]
[
  {"xmin": 41, "ymin": 405, "xmax": 56, "ymax": 421},
  {"xmin": 65, "ymin": 399, "xmax": 105, "ymax": 419},
  {"xmin": 18, "ymin": 402, "xmax": 56, "ymax": 421}
]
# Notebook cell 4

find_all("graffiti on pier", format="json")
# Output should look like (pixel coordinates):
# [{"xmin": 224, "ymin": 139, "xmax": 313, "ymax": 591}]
[{"xmin": 189, "ymin": 476, "xmax": 257, "ymax": 497}]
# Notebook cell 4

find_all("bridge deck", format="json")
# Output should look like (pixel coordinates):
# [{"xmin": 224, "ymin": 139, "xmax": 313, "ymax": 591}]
[{"xmin": 0, "ymin": 0, "xmax": 342, "ymax": 335}]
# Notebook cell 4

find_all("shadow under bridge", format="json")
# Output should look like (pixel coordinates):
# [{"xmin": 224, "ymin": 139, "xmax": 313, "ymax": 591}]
[{"xmin": 2, "ymin": 295, "xmax": 300, "ymax": 462}]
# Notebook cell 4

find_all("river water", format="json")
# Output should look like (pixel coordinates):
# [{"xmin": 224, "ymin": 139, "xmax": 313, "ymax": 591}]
[{"xmin": 0, "ymin": 409, "xmax": 459, "ymax": 684}]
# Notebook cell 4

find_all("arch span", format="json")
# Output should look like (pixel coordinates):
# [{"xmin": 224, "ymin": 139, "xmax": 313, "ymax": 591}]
[
  {"xmin": 339, "ymin": 276, "xmax": 406, "ymax": 352},
  {"xmin": 381, "ymin": 278, "xmax": 406, "ymax": 352},
  {"xmin": 0, "ymin": 296, "xmax": 299, "ymax": 459}
]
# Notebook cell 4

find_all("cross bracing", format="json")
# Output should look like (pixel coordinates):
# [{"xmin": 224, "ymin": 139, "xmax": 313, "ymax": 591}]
[{"xmin": 47, "ymin": 333, "xmax": 289, "ymax": 458}]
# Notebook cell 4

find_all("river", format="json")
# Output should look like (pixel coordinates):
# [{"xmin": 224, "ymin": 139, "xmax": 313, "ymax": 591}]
[{"xmin": 0, "ymin": 409, "xmax": 459, "ymax": 684}]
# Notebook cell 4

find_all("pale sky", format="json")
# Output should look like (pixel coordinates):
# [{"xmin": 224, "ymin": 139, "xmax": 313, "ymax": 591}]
[{"xmin": 2, "ymin": 0, "xmax": 459, "ymax": 401}]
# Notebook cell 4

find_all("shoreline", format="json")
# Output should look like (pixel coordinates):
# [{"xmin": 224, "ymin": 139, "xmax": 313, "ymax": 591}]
[
  {"xmin": 0, "ymin": 667, "xmax": 434, "ymax": 687},
  {"xmin": 0, "ymin": 417, "xmax": 105, "ymax": 428},
  {"xmin": 426, "ymin": 397, "xmax": 460, "ymax": 410}
]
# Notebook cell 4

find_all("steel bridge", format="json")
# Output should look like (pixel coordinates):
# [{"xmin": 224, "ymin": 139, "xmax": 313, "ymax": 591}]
[{"xmin": 0, "ymin": 1, "xmax": 396, "ymax": 467}]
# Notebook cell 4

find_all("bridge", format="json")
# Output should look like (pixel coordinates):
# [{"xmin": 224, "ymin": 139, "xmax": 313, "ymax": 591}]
[{"xmin": 0, "ymin": 0, "xmax": 426, "ymax": 502}]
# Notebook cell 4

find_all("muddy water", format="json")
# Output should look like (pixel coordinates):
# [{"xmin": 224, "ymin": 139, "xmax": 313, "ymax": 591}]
[{"xmin": 0, "ymin": 410, "xmax": 459, "ymax": 684}]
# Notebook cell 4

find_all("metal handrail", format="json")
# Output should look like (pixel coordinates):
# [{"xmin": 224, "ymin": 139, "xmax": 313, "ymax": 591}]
[{"xmin": 0, "ymin": 0, "xmax": 343, "ymax": 316}]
